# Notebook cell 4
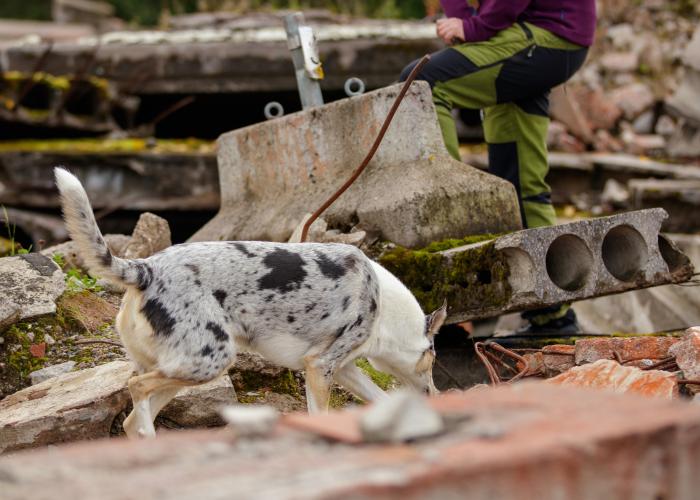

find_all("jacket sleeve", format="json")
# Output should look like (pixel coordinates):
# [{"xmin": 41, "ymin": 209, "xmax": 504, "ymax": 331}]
[
  {"xmin": 440, "ymin": 0, "xmax": 474, "ymax": 19},
  {"xmin": 445, "ymin": 1, "xmax": 532, "ymax": 43}
]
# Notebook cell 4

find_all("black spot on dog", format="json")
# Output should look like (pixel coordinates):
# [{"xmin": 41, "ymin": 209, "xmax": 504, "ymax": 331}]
[
  {"xmin": 206, "ymin": 321, "xmax": 229, "ymax": 342},
  {"xmin": 334, "ymin": 325, "xmax": 348, "ymax": 339},
  {"xmin": 185, "ymin": 263, "xmax": 200, "ymax": 275},
  {"xmin": 305, "ymin": 303, "xmax": 317, "ymax": 313},
  {"xmin": 350, "ymin": 315, "xmax": 364, "ymax": 329},
  {"xmin": 342, "ymin": 296, "xmax": 350, "ymax": 311},
  {"xmin": 101, "ymin": 250, "xmax": 112, "ymax": 267},
  {"xmin": 287, "ymin": 315, "xmax": 295, "ymax": 323},
  {"xmin": 265, "ymin": 294, "xmax": 275, "ymax": 302},
  {"xmin": 142, "ymin": 298, "xmax": 176, "ymax": 337},
  {"xmin": 321, "ymin": 312, "xmax": 330, "ymax": 320},
  {"xmin": 135, "ymin": 264, "xmax": 153, "ymax": 291},
  {"xmin": 258, "ymin": 248, "xmax": 307, "ymax": 293},
  {"xmin": 344, "ymin": 254, "xmax": 359, "ymax": 271},
  {"xmin": 80, "ymin": 210, "xmax": 87, "ymax": 219},
  {"xmin": 213, "ymin": 290, "xmax": 227, "ymax": 308},
  {"xmin": 232, "ymin": 242, "xmax": 256, "ymax": 258},
  {"xmin": 184, "ymin": 302, "xmax": 190, "ymax": 309},
  {"xmin": 194, "ymin": 279, "xmax": 202, "ymax": 286},
  {"xmin": 218, "ymin": 345, "xmax": 225, "ymax": 351},
  {"xmin": 201, "ymin": 345, "xmax": 213, "ymax": 357},
  {"xmin": 315, "ymin": 254, "xmax": 346, "ymax": 280},
  {"xmin": 369, "ymin": 298, "xmax": 377, "ymax": 313}
]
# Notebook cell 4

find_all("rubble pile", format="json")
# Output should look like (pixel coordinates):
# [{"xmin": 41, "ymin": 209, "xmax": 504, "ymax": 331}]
[{"xmin": 548, "ymin": 1, "xmax": 700, "ymax": 160}]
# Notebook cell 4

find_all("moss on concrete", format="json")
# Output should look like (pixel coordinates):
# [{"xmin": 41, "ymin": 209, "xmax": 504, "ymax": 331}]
[
  {"xmin": 0, "ymin": 138, "xmax": 214, "ymax": 155},
  {"xmin": 379, "ymin": 235, "xmax": 511, "ymax": 314}
]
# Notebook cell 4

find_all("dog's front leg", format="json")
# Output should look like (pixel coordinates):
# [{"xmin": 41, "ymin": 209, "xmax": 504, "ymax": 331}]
[
  {"xmin": 304, "ymin": 355, "xmax": 331, "ymax": 414},
  {"xmin": 334, "ymin": 363, "xmax": 388, "ymax": 403}
]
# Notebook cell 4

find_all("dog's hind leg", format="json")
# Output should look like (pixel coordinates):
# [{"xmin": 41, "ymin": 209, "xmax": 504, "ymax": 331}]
[
  {"xmin": 334, "ymin": 363, "xmax": 388, "ymax": 404},
  {"xmin": 123, "ymin": 371, "xmax": 193, "ymax": 439},
  {"xmin": 303, "ymin": 355, "xmax": 332, "ymax": 414}
]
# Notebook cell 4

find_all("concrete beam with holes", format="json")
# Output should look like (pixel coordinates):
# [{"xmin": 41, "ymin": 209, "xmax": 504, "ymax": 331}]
[
  {"xmin": 380, "ymin": 208, "xmax": 694, "ymax": 324},
  {"xmin": 190, "ymin": 82, "xmax": 522, "ymax": 248}
]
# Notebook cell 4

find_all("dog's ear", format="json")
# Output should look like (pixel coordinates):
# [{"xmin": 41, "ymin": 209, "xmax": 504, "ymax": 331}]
[{"xmin": 426, "ymin": 299, "xmax": 447, "ymax": 339}]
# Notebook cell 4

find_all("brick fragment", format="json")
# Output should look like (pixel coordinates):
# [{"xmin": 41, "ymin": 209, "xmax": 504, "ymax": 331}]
[
  {"xmin": 575, "ymin": 336, "xmax": 679, "ymax": 366},
  {"xmin": 548, "ymin": 359, "xmax": 678, "ymax": 399},
  {"xmin": 669, "ymin": 327, "xmax": 700, "ymax": 381},
  {"xmin": 542, "ymin": 344, "xmax": 575, "ymax": 376}
]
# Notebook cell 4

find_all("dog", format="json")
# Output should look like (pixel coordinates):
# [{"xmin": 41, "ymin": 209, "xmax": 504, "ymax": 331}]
[{"xmin": 54, "ymin": 167, "xmax": 447, "ymax": 438}]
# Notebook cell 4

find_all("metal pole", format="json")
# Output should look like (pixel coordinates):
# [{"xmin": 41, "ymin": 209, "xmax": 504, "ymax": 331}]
[{"xmin": 284, "ymin": 12, "xmax": 324, "ymax": 110}]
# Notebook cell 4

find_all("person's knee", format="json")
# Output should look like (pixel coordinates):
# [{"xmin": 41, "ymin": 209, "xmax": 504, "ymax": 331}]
[{"xmin": 399, "ymin": 59, "xmax": 420, "ymax": 82}]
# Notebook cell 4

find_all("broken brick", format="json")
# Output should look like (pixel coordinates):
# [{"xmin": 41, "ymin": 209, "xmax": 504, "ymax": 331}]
[
  {"xmin": 29, "ymin": 342, "xmax": 46, "ymax": 358},
  {"xmin": 574, "ymin": 336, "xmax": 679, "ymax": 366},
  {"xmin": 669, "ymin": 327, "xmax": 700, "ymax": 381},
  {"xmin": 542, "ymin": 344, "xmax": 576, "ymax": 376},
  {"xmin": 548, "ymin": 359, "xmax": 678, "ymax": 399}
]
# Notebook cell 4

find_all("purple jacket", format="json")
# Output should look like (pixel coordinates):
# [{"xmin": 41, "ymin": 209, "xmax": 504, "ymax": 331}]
[{"xmin": 441, "ymin": 0, "xmax": 596, "ymax": 47}]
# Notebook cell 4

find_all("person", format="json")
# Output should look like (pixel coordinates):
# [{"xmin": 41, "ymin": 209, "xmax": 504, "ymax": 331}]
[{"xmin": 401, "ymin": 1, "xmax": 596, "ymax": 334}]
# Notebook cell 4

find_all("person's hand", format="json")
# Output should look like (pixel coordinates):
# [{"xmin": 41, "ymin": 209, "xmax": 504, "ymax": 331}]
[{"xmin": 436, "ymin": 17, "xmax": 465, "ymax": 45}]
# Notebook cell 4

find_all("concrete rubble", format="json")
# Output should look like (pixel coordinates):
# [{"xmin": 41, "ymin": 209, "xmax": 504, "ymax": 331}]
[
  {"xmin": 0, "ymin": 253, "xmax": 65, "ymax": 322},
  {"xmin": 28, "ymin": 360, "xmax": 76, "ymax": 385},
  {"xmin": 381, "ymin": 208, "xmax": 693, "ymax": 323},
  {"xmin": 159, "ymin": 374, "xmax": 237, "ymax": 428},
  {"xmin": 0, "ymin": 360, "xmax": 133, "ymax": 454},
  {"xmin": 191, "ymin": 82, "xmax": 521, "ymax": 248},
  {"xmin": 122, "ymin": 212, "xmax": 172, "ymax": 259},
  {"xmin": 670, "ymin": 328, "xmax": 700, "ymax": 386},
  {"xmin": 1, "ymin": 384, "xmax": 699, "ymax": 499}
]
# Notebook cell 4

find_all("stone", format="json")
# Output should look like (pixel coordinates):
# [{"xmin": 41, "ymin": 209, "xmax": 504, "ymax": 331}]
[
  {"xmin": 41, "ymin": 234, "xmax": 131, "ymax": 272},
  {"xmin": 542, "ymin": 344, "xmax": 576, "ymax": 376},
  {"xmin": 548, "ymin": 359, "xmax": 678, "ymax": 399},
  {"xmin": 360, "ymin": 389, "xmax": 444, "ymax": 443},
  {"xmin": 549, "ymin": 86, "xmax": 594, "ymax": 143},
  {"xmin": 381, "ymin": 208, "xmax": 694, "ymax": 324},
  {"xmin": 159, "ymin": 374, "xmax": 237, "ymax": 428},
  {"xmin": 600, "ymin": 51, "xmax": 639, "ymax": 73},
  {"xmin": 0, "ymin": 254, "xmax": 65, "ymax": 322},
  {"xmin": 1, "ymin": 384, "xmax": 700, "ymax": 498},
  {"xmin": 122, "ymin": 212, "xmax": 171, "ymax": 259},
  {"xmin": 0, "ymin": 305, "xmax": 20, "ymax": 334},
  {"xmin": 0, "ymin": 360, "xmax": 133, "ymax": 453},
  {"xmin": 574, "ymin": 337, "xmax": 679, "ymax": 366},
  {"xmin": 655, "ymin": 115, "xmax": 677, "ymax": 137},
  {"xmin": 609, "ymin": 83, "xmax": 655, "ymax": 120},
  {"xmin": 622, "ymin": 132, "xmax": 666, "ymax": 154},
  {"xmin": 600, "ymin": 178, "xmax": 629, "ymax": 207},
  {"xmin": 29, "ymin": 361, "xmax": 76, "ymax": 385},
  {"xmin": 29, "ymin": 343, "xmax": 46, "ymax": 358},
  {"xmin": 579, "ymin": 87, "xmax": 623, "ymax": 131},
  {"xmin": 190, "ymin": 82, "xmax": 521, "ymax": 248},
  {"xmin": 632, "ymin": 110, "xmax": 655, "ymax": 134},
  {"xmin": 667, "ymin": 121, "xmax": 700, "ymax": 158},
  {"xmin": 669, "ymin": 327, "xmax": 700, "ymax": 381},
  {"xmin": 220, "ymin": 405, "xmax": 279, "ymax": 437}
]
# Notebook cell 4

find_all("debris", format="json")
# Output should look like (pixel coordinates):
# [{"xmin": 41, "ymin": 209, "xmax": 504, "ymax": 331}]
[
  {"xmin": 669, "ymin": 327, "xmax": 700, "ymax": 382},
  {"xmin": 574, "ymin": 336, "xmax": 680, "ymax": 366},
  {"xmin": 609, "ymin": 82, "xmax": 655, "ymax": 120},
  {"xmin": 600, "ymin": 178, "xmax": 629, "ymax": 207},
  {"xmin": 29, "ymin": 361, "xmax": 76, "ymax": 385},
  {"xmin": 548, "ymin": 359, "xmax": 678, "ymax": 399},
  {"xmin": 542, "ymin": 345, "xmax": 576, "ymax": 376},
  {"xmin": 360, "ymin": 389, "xmax": 444, "ymax": 443},
  {"xmin": 0, "ymin": 254, "xmax": 65, "ymax": 322},
  {"xmin": 28, "ymin": 343, "xmax": 46, "ymax": 358},
  {"xmin": 0, "ymin": 305, "xmax": 20, "ymax": 334},
  {"xmin": 160, "ymin": 374, "xmax": 237, "ymax": 428},
  {"xmin": 0, "ymin": 360, "xmax": 132, "ymax": 453},
  {"xmin": 220, "ymin": 405, "xmax": 279, "ymax": 437},
  {"xmin": 380, "ymin": 208, "xmax": 693, "ymax": 324},
  {"xmin": 190, "ymin": 82, "xmax": 521, "ymax": 248},
  {"xmin": 122, "ymin": 212, "xmax": 172, "ymax": 259}
]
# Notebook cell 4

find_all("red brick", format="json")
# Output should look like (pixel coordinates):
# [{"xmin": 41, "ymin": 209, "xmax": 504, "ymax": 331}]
[
  {"xmin": 1, "ymin": 384, "xmax": 699, "ymax": 499},
  {"xmin": 575, "ymin": 336, "xmax": 679, "ymax": 366},
  {"xmin": 29, "ymin": 343, "xmax": 46, "ymax": 358},
  {"xmin": 548, "ymin": 359, "xmax": 678, "ymax": 399},
  {"xmin": 542, "ymin": 344, "xmax": 575, "ymax": 376}
]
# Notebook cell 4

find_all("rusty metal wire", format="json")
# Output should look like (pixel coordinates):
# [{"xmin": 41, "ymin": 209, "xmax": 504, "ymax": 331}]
[
  {"xmin": 299, "ymin": 54, "xmax": 431, "ymax": 243},
  {"xmin": 474, "ymin": 342, "xmax": 501, "ymax": 385},
  {"xmin": 473, "ymin": 341, "xmax": 534, "ymax": 386}
]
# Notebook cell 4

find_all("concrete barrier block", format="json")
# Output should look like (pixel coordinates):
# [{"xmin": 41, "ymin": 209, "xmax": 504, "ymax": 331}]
[
  {"xmin": 190, "ymin": 82, "xmax": 521, "ymax": 248},
  {"xmin": 381, "ymin": 208, "xmax": 694, "ymax": 323}
]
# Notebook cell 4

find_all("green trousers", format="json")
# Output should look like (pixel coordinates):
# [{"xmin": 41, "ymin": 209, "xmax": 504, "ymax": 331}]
[{"xmin": 401, "ymin": 22, "xmax": 587, "ymax": 229}]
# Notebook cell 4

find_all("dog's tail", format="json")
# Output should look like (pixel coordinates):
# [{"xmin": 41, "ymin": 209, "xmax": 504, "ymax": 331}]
[{"xmin": 55, "ymin": 167, "xmax": 143, "ymax": 287}]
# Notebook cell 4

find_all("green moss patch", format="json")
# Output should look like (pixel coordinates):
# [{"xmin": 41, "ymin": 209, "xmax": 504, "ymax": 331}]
[{"xmin": 378, "ymin": 235, "xmax": 511, "ymax": 314}]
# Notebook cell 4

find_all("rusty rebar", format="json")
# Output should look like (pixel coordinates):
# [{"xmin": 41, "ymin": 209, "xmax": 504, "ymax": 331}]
[
  {"xmin": 488, "ymin": 342, "xmax": 530, "ymax": 383},
  {"xmin": 640, "ymin": 356, "xmax": 677, "ymax": 371},
  {"xmin": 474, "ymin": 342, "xmax": 501, "ymax": 385},
  {"xmin": 299, "ymin": 54, "xmax": 431, "ymax": 243},
  {"xmin": 150, "ymin": 95, "xmax": 197, "ymax": 126}
]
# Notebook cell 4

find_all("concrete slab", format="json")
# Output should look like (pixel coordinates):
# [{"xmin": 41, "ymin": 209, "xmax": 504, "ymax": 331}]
[
  {"xmin": 190, "ymin": 82, "xmax": 521, "ymax": 248},
  {"xmin": 380, "ymin": 208, "xmax": 694, "ymax": 323},
  {"xmin": 1, "ymin": 384, "xmax": 699, "ymax": 499},
  {"xmin": 0, "ymin": 254, "xmax": 65, "ymax": 322}
]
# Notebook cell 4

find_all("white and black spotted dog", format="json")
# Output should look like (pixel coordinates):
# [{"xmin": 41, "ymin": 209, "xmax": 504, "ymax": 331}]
[{"xmin": 55, "ymin": 167, "xmax": 447, "ymax": 439}]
